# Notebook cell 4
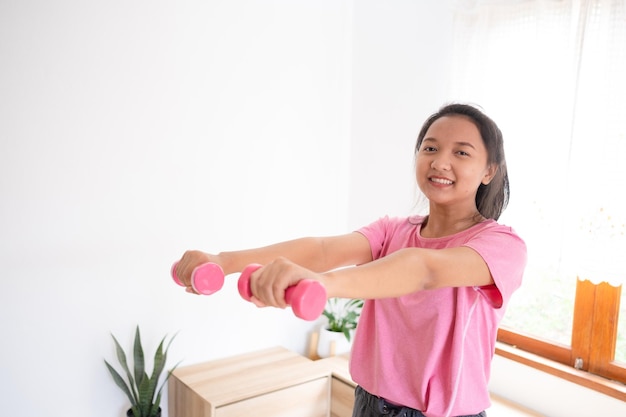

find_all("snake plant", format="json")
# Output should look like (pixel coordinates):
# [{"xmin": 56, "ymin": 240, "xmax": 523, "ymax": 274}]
[{"xmin": 104, "ymin": 326, "xmax": 179, "ymax": 417}]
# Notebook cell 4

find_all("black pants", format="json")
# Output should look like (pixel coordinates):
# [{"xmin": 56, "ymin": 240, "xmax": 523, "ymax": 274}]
[{"xmin": 351, "ymin": 386, "xmax": 487, "ymax": 417}]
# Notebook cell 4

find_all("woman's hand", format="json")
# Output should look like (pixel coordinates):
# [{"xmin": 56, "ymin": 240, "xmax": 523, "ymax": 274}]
[
  {"xmin": 173, "ymin": 250, "xmax": 222, "ymax": 294},
  {"xmin": 248, "ymin": 257, "xmax": 323, "ymax": 309}
]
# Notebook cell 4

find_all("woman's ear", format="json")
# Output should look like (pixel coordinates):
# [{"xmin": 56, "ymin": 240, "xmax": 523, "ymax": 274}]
[{"xmin": 482, "ymin": 164, "xmax": 498, "ymax": 185}]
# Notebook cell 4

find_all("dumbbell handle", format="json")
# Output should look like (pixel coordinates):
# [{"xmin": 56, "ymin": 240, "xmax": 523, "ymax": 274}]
[
  {"xmin": 237, "ymin": 264, "xmax": 327, "ymax": 321},
  {"xmin": 171, "ymin": 261, "xmax": 225, "ymax": 295}
]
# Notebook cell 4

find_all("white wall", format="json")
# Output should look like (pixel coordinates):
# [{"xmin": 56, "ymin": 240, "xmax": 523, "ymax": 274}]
[
  {"xmin": 1, "ymin": 1, "xmax": 622, "ymax": 417},
  {"xmin": 0, "ymin": 1, "xmax": 352, "ymax": 416},
  {"xmin": 348, "ymin": 0, "xmax": 455, "ymax": 228}
]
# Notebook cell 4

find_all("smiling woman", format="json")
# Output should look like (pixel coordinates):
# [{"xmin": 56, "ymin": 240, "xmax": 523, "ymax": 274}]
[
  {"xmin": 415, "ymin": 105, "xmax": 507, "ymax": 224},
  {"xmin": 173, "ymin": 102, "xmax": 528, "ymax": 417}
]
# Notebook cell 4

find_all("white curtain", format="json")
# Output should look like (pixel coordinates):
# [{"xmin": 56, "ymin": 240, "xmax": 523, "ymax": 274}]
[
  {"xmin": 447, "ymin": 0, "xmax": 626, "ymax": 287},
  {"xmin": 445, "ymin": 0, "xmax": 625, "ymax": 346}
]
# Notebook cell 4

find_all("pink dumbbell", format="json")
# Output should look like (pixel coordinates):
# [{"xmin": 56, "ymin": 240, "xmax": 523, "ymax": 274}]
[
  {"xmin": 171, "ymin": 261, "xmax": 225, "ymax": 295},
  {"xmin": 237, "ymin": 264, "xmax": 327, "ymax": 321}
]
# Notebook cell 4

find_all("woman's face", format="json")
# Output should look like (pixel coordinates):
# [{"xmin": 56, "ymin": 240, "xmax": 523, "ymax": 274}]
[{"xmin": 416, "ymin": 115, "xmax": 496, "ymax": 210}]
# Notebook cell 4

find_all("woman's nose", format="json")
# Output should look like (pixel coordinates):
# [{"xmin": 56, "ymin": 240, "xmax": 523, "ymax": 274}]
[{"xmin": 431, "ymin": 156, "xmax": 451, "ymax": 170}]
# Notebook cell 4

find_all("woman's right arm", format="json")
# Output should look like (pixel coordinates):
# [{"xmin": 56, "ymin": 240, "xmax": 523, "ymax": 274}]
[{"xmin": 174, "ymin": 232, "xmax": 373, "ymax": 290}]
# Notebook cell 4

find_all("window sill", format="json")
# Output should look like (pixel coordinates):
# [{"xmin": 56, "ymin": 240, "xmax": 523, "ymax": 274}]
[{"xmin": 495, "ymin": 341, "xmax": 626, "ymax": 402}]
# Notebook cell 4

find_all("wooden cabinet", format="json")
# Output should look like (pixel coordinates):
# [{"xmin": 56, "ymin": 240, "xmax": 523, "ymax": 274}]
[
  {"xmin": 330, "ymin": 377, "xmax": 355, "ymax": 417},
  {"xmin": 318, "ymin": 356, "xmax": 356, "ymax": 417},
  {"xmin": 168, "ymin": 347, "xmax": 331, "ymax": 417}
]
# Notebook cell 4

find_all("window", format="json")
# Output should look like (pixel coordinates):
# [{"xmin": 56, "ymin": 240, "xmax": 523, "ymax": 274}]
[{"xmin": 446, "ymin": 0, "xmax": 626, "ymax": 395}]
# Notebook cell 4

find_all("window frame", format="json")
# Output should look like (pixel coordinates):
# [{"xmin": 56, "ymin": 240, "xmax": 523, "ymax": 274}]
[{"xmin": 497, "ymin": 279, "xmax": 626, "ymax": 401}]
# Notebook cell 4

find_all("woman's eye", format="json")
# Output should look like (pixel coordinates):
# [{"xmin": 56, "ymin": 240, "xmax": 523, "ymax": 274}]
[
  {"xmin": 422, "ymin": 146, "xmax": 437, "ymax": 152},
  {"xmin": 457, "ymin": 150, "xmax": 470, "ymax": 157}
]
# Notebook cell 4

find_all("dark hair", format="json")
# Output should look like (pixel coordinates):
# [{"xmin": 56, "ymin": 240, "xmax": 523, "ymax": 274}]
[{"xmin": 414, "ymin": 103, "xmax": 509, "ymax": 220}]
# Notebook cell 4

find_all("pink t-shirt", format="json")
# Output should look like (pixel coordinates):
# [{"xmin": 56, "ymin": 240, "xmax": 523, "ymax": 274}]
[{"xmin": 350, "ymin": 215, "xmax": 527, "ymax": 417}]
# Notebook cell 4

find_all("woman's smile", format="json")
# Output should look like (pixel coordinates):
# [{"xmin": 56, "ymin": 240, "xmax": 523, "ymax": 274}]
[{"xmin": 429, "ymin": 176, "xmax": 454, "ymax": 186}]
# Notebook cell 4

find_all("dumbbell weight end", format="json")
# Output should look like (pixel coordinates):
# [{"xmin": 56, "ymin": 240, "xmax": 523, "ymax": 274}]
[{"xmin": 171, "ymin": 261, "xmax": 225, "ymax": 296}]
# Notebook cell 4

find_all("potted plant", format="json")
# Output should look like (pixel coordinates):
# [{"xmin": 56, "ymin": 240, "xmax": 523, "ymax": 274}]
[
  {"xmin": 317, "ymin": 297, "xmax": 364, "ymax": 358},
  {"xmin": 104, "ymin": 326, "xmax": 179, "ymax": 417}
]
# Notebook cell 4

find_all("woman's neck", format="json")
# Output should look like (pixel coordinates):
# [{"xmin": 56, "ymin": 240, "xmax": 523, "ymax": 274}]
[{"xmin": 420, "ymin": 210, "xmax": 485, "ymax": 238}]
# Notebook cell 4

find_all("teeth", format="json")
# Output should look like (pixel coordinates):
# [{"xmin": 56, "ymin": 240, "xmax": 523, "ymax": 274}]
[{"xmin": 431, "ymin": 177, "xmax": 453, "ymax": 185}]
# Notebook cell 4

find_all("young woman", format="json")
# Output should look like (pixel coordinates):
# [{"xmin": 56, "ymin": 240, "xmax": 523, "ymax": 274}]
[{"xmin": 174, "ymin": 103, "xmax": 527, "ymax": 417}]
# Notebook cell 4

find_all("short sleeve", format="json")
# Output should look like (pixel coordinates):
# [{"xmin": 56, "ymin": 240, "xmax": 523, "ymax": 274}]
[
  {"xmin": 356, "ymin": 216, "xmax": 424, "ymax": 261},
  {"xmin": 357, "ymin": 216, "xmax": 394, "ymax": 260},
  {"xmin": 465, "ymin": 225, "xmax": 527, "ymax": 308}
]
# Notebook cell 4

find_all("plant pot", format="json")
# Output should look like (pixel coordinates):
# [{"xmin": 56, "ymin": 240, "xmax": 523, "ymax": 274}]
[
  {"xmin": 317, "ymin": 327, "xmax": 352, "ymax": 358},
  {"xmin": 126, "ymin": 408, "xmax": 161, "ymax": 417}
]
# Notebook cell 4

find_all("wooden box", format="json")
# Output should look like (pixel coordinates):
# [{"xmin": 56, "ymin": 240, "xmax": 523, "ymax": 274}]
[{"xmin": 168, "ymin": 347, "xmax": 331, "ymax": 417}]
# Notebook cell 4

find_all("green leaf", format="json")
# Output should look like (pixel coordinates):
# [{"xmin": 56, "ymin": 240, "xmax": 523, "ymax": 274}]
[
  {"xmin": 137, "ymin": 372, "xmax": 152, "ymax": 415},
  {"xmin": 150, "ymin": 337, "xmax": 166, "ymax": 387},
  {"xmin": 151, "ymin": 391, "xmax": 162, "ymax": 417},
  {"xmin": 104, "ymin": 360, "xmax": 135, "ymax": 405},
  {"xmin": 343, "ymin": 328, "xmax": 351, "ymax": 342},
  {"xmin": 112, "ymin": 334, "xmax": 139, "ymax": 404},
  {"xmin": 152, "ymin": 335, "xmax": 181, "ymax": 407},
  {"xmin": 133, "ymin": 326, "xmax": 146, "ymax": 389}
]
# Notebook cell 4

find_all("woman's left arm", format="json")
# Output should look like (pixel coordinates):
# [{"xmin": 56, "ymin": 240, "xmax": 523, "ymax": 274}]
[{"xmin": 321, "ymin": 246, "xmax": 493, "ymax": 299}]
